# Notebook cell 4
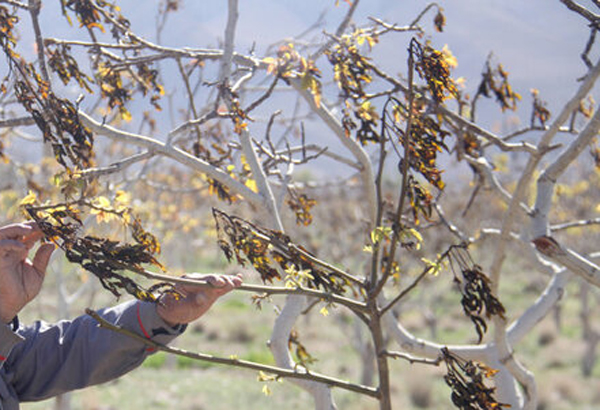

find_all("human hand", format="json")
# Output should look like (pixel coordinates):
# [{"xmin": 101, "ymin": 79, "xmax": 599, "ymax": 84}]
[
  {"xmin": 156, "ymin": 273, "xmax": 243, "ymax": 327},
  {"xmin": 0, "ymin": 222, "xmax": 55, "ymax": 323}
]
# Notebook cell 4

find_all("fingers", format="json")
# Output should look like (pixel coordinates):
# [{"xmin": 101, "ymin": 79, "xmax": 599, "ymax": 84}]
[
  {"xmin": 0, "ymin": 239, "xmax": 27, "ymax": 254},
  {"xmin": 22, "ymin": 230, "xmax": 45, "ymax": 250},
  {"xmin": 204, "ymin": 273, "xmax": 243, "ymax": 287},
  {"xmin": 0, "ymin": 222, "xmax": 37, "ymax": 240},
  {"xmin": 206, "ymin": 273, "xmax": 243, "ymax": 295},
  {"xmin": 157, "ymin": 273, "xmax": 243, "ymax": 326},
  {"xmin": 180, "ymin": 273, "xmax": 242, "ymax": 303},
  {"xmin": 32, "ymin": 243, "xmax": 55, "ymax": 277},
  {"xmin": 206, "ymin": 274, "xmax": 227, "ymax": 287},
  {"xmin": 0, "ymin": 222, "xmax": 45, "ymax": 251}
]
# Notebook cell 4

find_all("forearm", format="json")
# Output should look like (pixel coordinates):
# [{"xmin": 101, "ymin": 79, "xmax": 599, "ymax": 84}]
[{"xmin": 4, "ymin": 300, "xmax": 184, "ymax": 402}]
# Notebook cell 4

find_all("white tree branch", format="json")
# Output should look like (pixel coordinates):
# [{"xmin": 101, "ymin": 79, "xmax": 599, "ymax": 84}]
[
  {"xmin": 78, "ymin": 111, "xmax": 264, "ymax": 206},
  {"xmin": 288, "ymin": 78, "xmax": 377, "ymax": 227},
  {"xmin": 219, "ymin": 0, "xmax": 239, "ymax": 83},
  {"xmin": 508, "ymin": 270, "xmax": 571, "ymax": 344},
  {"xmin": 269, "ymin": 295, "xmax": 337, "ymax": 410},
  {"xmin": 532, "ymin": 104, "xmax": 600, "ymax": 238}
]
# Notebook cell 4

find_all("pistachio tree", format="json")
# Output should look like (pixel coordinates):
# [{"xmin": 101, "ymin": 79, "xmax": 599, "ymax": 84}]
[{"xmin": 0, "ymin": 1, "xmax": 599, "ymax": 409}]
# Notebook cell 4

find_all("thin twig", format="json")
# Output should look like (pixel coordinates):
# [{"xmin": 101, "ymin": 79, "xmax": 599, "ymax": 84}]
[
  {"xmin": 382, "ymin": 350, "xmax": 442, "ymax": 366},
  {"xmin": 28, "ymin": 0, "xmax": 50, "ymax": 85},
  {"xmin": 380, "ymin": 265, "xmax": 433, "ymax": 317},
  {"xmin": 0, "ymin": 0, "xmax": 28, "ymax": 8},
  {"xmin": 288, "ymin": 243, "xmax": 365, "ymax": 287},
  {"xmin": 372, "ymin": 44, "xmax": 418, "ymax": 298},
  {"xmin": 560, "ymin": 0, "xmax": 600, "ymax": 25},
  {"xmin": 0, "ymin": 116, "xmax": 35, "ymax": 128},
  {"xmin": 550, "ymin": 217, "xmax": 600, "ymax": 232},
  {"xmin": 245, "ymin": 75, "xmax": 279, "ymax": 113},
  {"xmin": 311, "ymin": 0, "xmax": 360, "ymax": 60},
  {"xmin": 79, "ymin": 151, "xmax": 154, "ymax": 179},
  {"xmin": 85, "ymin": 309, "xmax": 379, "ymax": 398}
]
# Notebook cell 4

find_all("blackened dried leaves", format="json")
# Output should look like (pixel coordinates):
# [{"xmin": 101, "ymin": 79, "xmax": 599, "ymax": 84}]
[
  {"xmin": 24, "ymin": 201, "xmax": 172, "ymax": 302},
  {"xmin": 406, "ymin": 175, "xmax": 434, "ymax": 224},
  {"xmin": 327, "ymin": 32, "xmax": 374, "ymax": 101},
  {"xmin": 264, "ymin": 43, "xmax": 322, "ymax": 108},
  {"xmin": 413, "ymin": 39, "xmax": 458, "ymax": 103},
  {"xmin": 213, "ymin": 208, "xmax": 351, "ymax": 295},
  {"xmin": 433, "ymin": 8, "xmax": 446, "ymax": 33},
  {"xmin": 327, "ymin": 30, "xmax": 380, "ymax": 146},
  {"xmin": 47, "ymin": 44, "xmax": 94, "ymax": 93},
  {"xmin": 448, "ymin": 246, "xmax": 506, "ymax": 343},
  {"xmin": 441, "ymin": 348, "xmax": 510, "ymax": 410},
  {"xmin": 289, "ymin": 329, "xmax": 317, "ymax": 368},
  {"xmin": 475, "ymin": 59, "xmax": 521, "ymax": 112},
  {"xmin": 394, "ymin": 104, "xmax": 449, "ymax": 191},
  {"xmin": 530, "ymin": 89, "xmax": 550, "ymax": 127},
  {"xmin": 0, "ymin": 5, "xmax": 95, "ymax": 172},
  {"xmin": 287, "ymin": 189, "xmax": 317, "ymax": 226},
  {"xmin": 53, "ymin": 1, "xmax": 163, "ymax": 121},
  {"xmin": 60, "ymin": 0, "xmax": 130, "ymax": 40},
  {"xmin": 15, "ymin": 77, "xmax": 94, "ymax": 171},
  {"xmin": 0, "ymin": 5, "xmax": 18, "ymax": 59}
]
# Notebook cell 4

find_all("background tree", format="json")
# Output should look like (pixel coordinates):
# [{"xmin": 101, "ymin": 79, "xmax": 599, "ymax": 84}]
[{"xmin": 0, "ymin": 1, "xmax": 599, "ymax": 409}]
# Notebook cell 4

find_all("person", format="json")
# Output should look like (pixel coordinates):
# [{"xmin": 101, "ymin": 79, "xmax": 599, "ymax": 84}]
[{"xmin": 0, "ymin": 221, "xmax": 242, "ymax": 409}]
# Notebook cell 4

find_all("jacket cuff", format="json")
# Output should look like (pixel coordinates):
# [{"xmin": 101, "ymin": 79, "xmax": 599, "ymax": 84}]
[
  {"xmin": 134, "ymin": 301, "xmax": 187, "ymax": 351},
  {"xmin": 0, "ymin": 321, "xmax": 24, "ymax": 367}
]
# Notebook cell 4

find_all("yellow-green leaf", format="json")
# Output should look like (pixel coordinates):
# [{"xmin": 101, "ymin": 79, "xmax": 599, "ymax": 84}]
[
  {"xmin": 20, "ymin": 190, "xmax": 37, "ymax": 206},
  {"xmin": 319, "ymin": 306, "xmax": 329, "ymax": 317}
]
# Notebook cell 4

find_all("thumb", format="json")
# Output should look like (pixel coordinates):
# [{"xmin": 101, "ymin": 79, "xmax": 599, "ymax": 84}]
[{"xmin": 32, "ymin": 243, "xmax": 55, "ymax": 276}]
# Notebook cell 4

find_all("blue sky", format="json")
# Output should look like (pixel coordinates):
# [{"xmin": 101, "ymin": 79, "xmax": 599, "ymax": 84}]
[
  {"xmin": 112, "ymin": 0, "xmax": 590, "ymax": 119},
  {"xmin": 31, "ymin": 0, "xmax": 591, "ymax": 124},
  {"xmin": 4, "ymin": 0, "xmax": 595, "ymax": 173}
]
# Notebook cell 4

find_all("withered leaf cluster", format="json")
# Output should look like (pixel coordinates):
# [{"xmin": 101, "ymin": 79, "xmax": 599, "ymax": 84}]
[
  {"xmin": 403, "ymin": 107, "xmax": 449, "ymax": 190},
  {"xmin": 97, "ymin": 62, "xmax": 133, "ymax": 120},
  {"xmin": 412, "ymin": 39, "xmax": 458, "ymax": 103},
  {"xmin": 448, "ymin": 246, "xmax": 506, "ymax": 343},
  {"xmin": 327, "ymin": 30, "xmax": 382, "ymax": 145},
  {"xmin": 441, "ymin": 348, "xmax": 509, "ymax": 410},
  {"xmin": 475, "ymin": 58, "xmax": 521, "ymax": 112},
  {"xmin": 288, "ymin": 329, "xmax": 317, "ymax": 368},
  {"xmin": 0, "ymin": 5, "xmax": 18, "ymax": 59},
  {"xmin": 25, "ymin": 201, "xmax": 173, "ymax": 302},
  {"xmin": 461, "ymin": 131, "xmax": 480, "ymax": 158},
  {"xmin": 60, "ymin": 0, "xmax": 130, "ymax": 39},
  {"xmin": 383, "ymin": 99, "xmax": 449, "ymax": 223},
  {"xmin": 0, "ymin": 8, "xmax": 95, "ymax": 173},
  {"xmin": 264, "ymin": 43, "xmax": 322, "ymax": 107},
  {"xmin": 136, "ymin": 63, "xmax": 164, "ymax": 111},
  {"xmin": 213, "ymin": 208, "xmax": 351, "ymax": 294},
  {"xmin": 433, "ymin": 8, "xmax": 446, "ymax": 32},
  {"xmin": 327, "ymin": 32, "xmax": 374, "ymax": 101},
  {"xmin": 219, "ymin": 84, "xmax": 249, "ymax": 135},
  {"xmin": 286, "ymin": 189, "xmax": 317, "ymax": 226},
  {"xmin": 530, "ymin": 89, "xmax": 551, "ymax": 127},
  {"xmin": 46, "ymin": 43, "xmax": 94, "ymax": 93},
  {"xmin": 406, "ymin": 175, "xmax": 434, "ymax": 224},
  {"xmin": 208, "ymin": 178, "xmax": 237, "ymax": 204},
  {"xmin": 15, "ymin": 75, "xmax": 94, "ymax": 171}
]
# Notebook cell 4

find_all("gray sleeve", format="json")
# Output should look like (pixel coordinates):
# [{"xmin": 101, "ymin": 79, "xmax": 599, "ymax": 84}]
[
  {"xmin": 0, "ymin": 322, "xmax": 24, "ymax": 367},
  {"xmin": 4, "ymin": 300, "xmax": 184, "ymax": 402}
]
